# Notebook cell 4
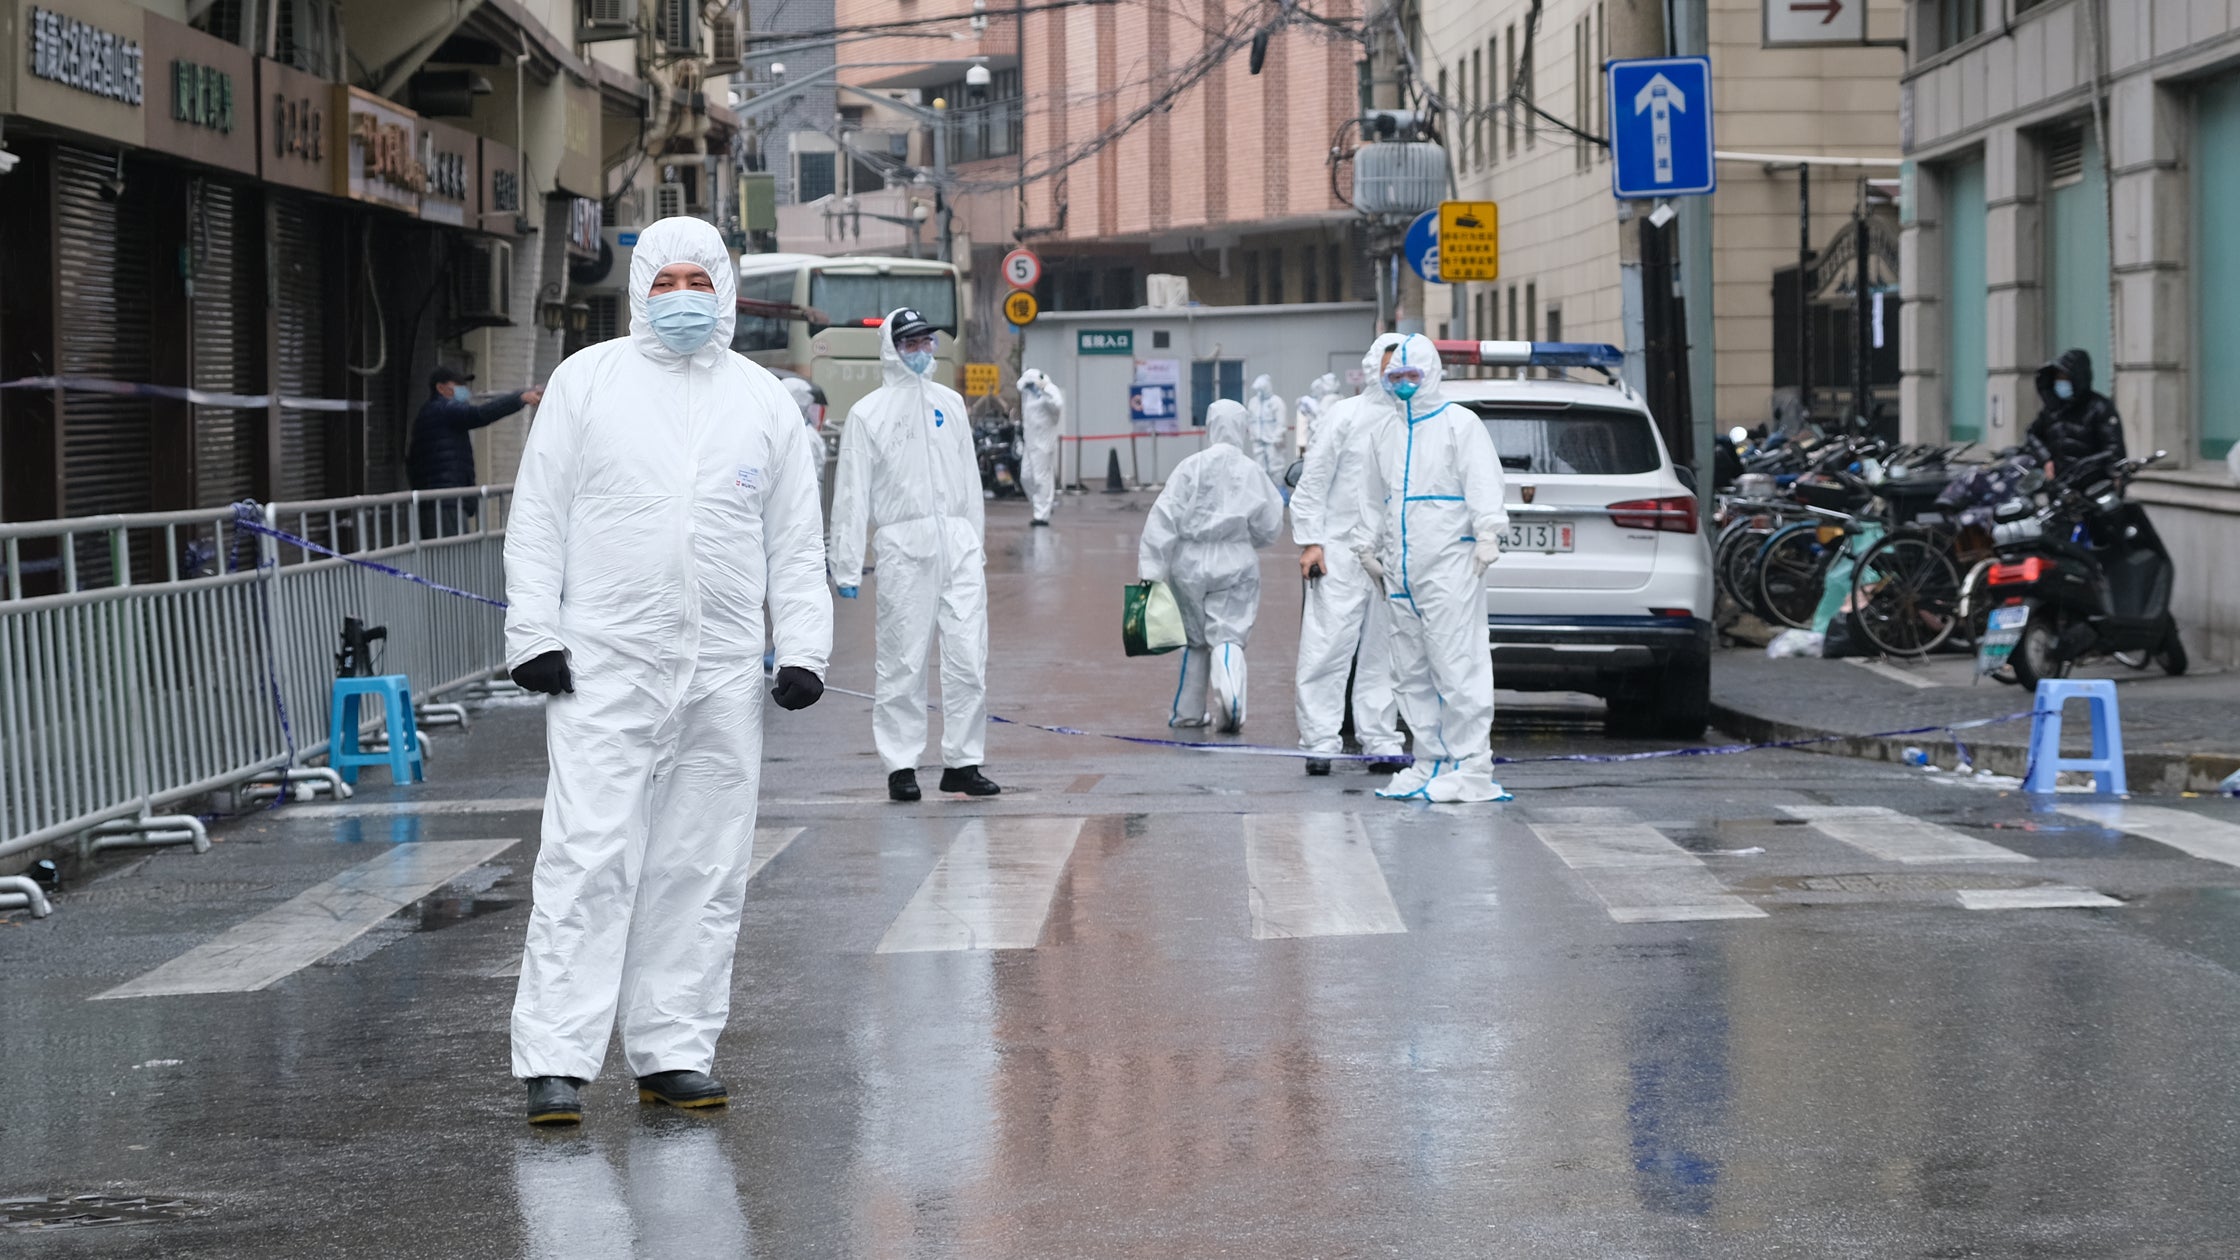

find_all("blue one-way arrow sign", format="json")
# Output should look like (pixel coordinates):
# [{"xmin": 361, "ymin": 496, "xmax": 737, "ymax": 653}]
[{"xmin": 1606, "ymin": 56, "xmax": 1715, "ymax": 199}]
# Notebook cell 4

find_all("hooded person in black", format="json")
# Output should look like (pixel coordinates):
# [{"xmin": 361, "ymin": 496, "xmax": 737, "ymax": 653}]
[{"xmin": 2027, "ymin": 348, "xmax": 2124, "ymax": 477}]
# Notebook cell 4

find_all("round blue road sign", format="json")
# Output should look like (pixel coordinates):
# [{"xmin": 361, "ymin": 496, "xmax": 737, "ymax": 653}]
[{"xmin": 1403, "ymin": 209, "xmax": 1440, "ymax": 282}]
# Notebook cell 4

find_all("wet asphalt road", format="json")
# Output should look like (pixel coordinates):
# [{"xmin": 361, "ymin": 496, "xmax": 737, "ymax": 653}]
[{"xmin": 8, "ymin": 491, "xmax": 2240, "ymax": 1258}]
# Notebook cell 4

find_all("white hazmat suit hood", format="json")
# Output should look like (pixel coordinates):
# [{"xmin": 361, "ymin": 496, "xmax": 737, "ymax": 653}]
[
  {"xmin": 1018, "ymin": 368, "xmax": 1064, "ymax": 524},
  {"xmin": 830, "ymin": 309, "xmax": 992, "ymax": 775},
  {"xmin": 1139, "ymin": 400, "xmax": 1285, "ymax": 730},
  {"xmin": 1289, "ymin": 334, "xmax": 1407, "ymax": 758},
  {"xmin": 504, "ymin": 215, "xmax": 832, "ymax": 1082},
  {"xmin": 1347, "ymin": 333, "xmax": 1511, "ymax": 802}
]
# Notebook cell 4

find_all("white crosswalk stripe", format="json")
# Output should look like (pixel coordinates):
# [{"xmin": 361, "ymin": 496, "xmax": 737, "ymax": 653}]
[
  {"xmin": 876, "ymin": 817, "xmax": 1085, "ymax": 953},
  {"xmin": 1242, "ymin": 813, "xmax": 1407, "ymax": 940},
  {"xmin": 99, "ymin": 839, "xmax": 519, "ymax": 999},
  {"xmin": 2060, "ymin": 804, "xmax": 2240, "ymax": 869},
  {"xmin": 1526, "ymin": 807, "xmax": 1766, "ymax": 923},
  {"xmin": 489, "ymin": 826, "xmax": 806, "ymax": 978},
  {"xmin": 1957, "ymin": 887, "xmax": 2122, "ymax": 910},
  {"xmin": 1781, "ymin": 804, "xmax": 2034, "ymax": 865}
]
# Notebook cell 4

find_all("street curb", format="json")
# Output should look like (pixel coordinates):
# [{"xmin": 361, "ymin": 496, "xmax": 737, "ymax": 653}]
[{"xmin": 1708, "ymin": 702, "xmax": 2240, "ymax": 795}]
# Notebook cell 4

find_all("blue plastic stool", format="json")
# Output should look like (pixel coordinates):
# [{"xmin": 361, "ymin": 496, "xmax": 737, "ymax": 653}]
[
  {"xmin": 329, "ymin": 675, "xmax": 425, "ymax": 787},
  {"xmin": 2022, "ymin": 679, "xmax": 2126, "ymax": 795}
]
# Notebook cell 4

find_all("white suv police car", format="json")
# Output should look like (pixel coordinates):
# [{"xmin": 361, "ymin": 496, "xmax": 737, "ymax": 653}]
[{"xmin": 1437, "ymin": 341, "xmax": 1714, "ymax": 738}]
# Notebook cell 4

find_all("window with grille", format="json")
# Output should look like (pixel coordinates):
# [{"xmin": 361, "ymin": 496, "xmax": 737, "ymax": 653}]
[{"xmin": 2045, "ymin": 125, "xmax": 2086, "ymax": 189}]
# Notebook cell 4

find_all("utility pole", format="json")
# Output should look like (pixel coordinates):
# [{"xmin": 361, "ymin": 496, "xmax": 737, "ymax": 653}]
[
  {"xmin": 1669, "ymin": 0, "xmax": 1716, "ymax": 505},
  {"xmin": 1364, "ymin": 0, "xmax": 1405, "ymax": 333}
]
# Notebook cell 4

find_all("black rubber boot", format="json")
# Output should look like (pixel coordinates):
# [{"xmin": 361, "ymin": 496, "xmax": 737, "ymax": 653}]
[
  {"xmin": 525, "ymin": 1076, "xmax": 585, "ymax": 1126},
  {"xmin": 1304, "ymin": 759, "xmax": 1332, "ymax": 777},
  {"xmin": 1367, "ymin": 757, "xmax": 1413, "ymax": 775},
  {"xmin": 938, "ymin": 765, "xmax": 1002, "ymax": 796},
  {"xmin": 638, "ymin": 1069, "xmax": 728, "ymax": 1109},
  {"xmin": 888, "ymin": 768, "xmax": 921, "ymax": 802}
]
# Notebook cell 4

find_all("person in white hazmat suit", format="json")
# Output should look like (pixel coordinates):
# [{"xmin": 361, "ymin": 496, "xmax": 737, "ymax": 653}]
[
  {"xmin": 1291, "ymin": 335, "xmax": 1410, "ymax": 777},
  {"xmin": 1245, "ymin": 374, "xmax": 1290, "ymax": 485},
  {"xmin": 503, "ymin": 217, "xmax": 833, "ymax": 1127},
  {"xmin": 1293, "ymin": 372, "xmax": 1341, "ymax": 455},
  {"xmin": 1018, "ymin": 368, "xmax": 1064, "ymax": 526},
  {"xmin": 1345, "ymin": 333, "xmax": 1512, "ymax": 803},
  {"xmin": 830, "ymin": 308, "xmax": 1003, "ymax": 803},
  {"xmin": 1138, "ymin": 400, "xmax": 1286, "ymax": 731}
]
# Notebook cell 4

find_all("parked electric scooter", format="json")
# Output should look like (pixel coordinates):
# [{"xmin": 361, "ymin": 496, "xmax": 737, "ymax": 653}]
[{"xmin": 1976, "ymin": 450, "xmax": 2186, "ymax": 688}]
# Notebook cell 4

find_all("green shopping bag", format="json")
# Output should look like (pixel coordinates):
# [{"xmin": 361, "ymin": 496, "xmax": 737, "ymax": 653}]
[{"xmin": 1122, "ymin": 581, "xmax": 1186, "ymax": 656}]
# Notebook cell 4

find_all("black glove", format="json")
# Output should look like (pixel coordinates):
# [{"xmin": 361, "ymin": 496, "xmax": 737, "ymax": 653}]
[
  {"xmin": 770, "ymin": 665, "xmax": 824, "ymax": 711},
  {"xmin": 510, "ymin": 650, "xmax": 573, "ymax": 695}
]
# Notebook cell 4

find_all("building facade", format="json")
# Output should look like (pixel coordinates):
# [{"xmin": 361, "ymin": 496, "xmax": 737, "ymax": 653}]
[
  {"xmin": 0, "ymin": 0, "xmax": 743, "ymax": 537},
  {"xmin": 1416, "ymin": 0, "xmax": 1906, "ymax": 435},
  {"xmin": 1900, "ymin": 0, "xmax": 2240, "ymax": 663}
]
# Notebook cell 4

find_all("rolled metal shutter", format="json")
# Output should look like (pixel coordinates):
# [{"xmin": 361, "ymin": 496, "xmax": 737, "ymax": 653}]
[
  {"xmin": 271, "ymin": 195, "xmax": 329, "ymax": 502},
  {"xmin": 55, "ymin": 147, "xmax": 153, "ymax": 521},
  {"xmin": 192, "ymin": 180, "xmax": 261, "ymax": 508}
]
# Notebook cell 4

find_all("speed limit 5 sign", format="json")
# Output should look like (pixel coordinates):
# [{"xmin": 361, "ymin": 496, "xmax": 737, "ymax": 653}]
[{"xmin": 1001, "ymin": 248, "xmax": 1042, "ymax": 291}]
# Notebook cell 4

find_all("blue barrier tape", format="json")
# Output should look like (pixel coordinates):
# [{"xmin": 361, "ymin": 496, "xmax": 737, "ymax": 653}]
[
  {"xmin": 258, "ymin": 514, "xmax": 2046, "ymax": 772},
  {"xmin": 232, "ymin": 505, "xmax": 510, "ymax": 610},
  {"xmin": 822, "ymin": 679, "xmax": 2047, "ymax": 767},
  {"xmin": 1, "ymin": 375, "xmax": 369, "ymax": 412}
]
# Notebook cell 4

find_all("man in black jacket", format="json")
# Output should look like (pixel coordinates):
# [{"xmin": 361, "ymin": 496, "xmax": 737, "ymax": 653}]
[
  {"xmin": 2027, "ymin": 348, "xmax": 2124, "ymax": 478},
  {"xmin": 410, "ymin": 367, "xmax": 542, "ymax": 533}
]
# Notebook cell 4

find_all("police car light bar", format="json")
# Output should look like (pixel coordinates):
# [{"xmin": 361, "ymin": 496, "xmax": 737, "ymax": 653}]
[{"xmin": 1432, "ymin": 340, "xmax": 1627, "ymax": 370}]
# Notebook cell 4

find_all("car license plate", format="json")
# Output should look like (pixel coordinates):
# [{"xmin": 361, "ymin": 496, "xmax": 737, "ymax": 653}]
[
  {"xmin": 1976, "ymin": 603, "xmax": 2029, "ymax": 675},
  {"xmin": 1500, "ymin": 521, "xmax": 1574, "ymax": 553}
]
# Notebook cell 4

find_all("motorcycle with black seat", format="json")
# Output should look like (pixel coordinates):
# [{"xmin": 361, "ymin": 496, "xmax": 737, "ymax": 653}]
[{"xmin": 1974, "ymin": 450, "xmax": 2186, "ymax": 688}]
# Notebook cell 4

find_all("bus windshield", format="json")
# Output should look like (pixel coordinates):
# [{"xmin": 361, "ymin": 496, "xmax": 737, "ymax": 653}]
[{"xmin": 808, "ymin": 271, "xmax": 959, "ymax": 333}]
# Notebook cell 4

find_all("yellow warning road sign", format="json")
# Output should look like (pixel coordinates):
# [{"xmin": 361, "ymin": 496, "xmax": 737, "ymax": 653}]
[
  {"xmin": 964, "ymin": 362, "xmax": 1001, "ymax": 396},
  {"xmin": 1003, "ymin": 290, "xmax": 1040, "ymax": 327},
  {"xmin": 1437, "ymin": 201, "xmax": 1500, "ymax": 281}
]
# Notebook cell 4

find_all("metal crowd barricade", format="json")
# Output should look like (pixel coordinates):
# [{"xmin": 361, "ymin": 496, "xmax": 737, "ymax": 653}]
[{"xmin": 0, "ymin": 487, "xmax": 513, "ymax": 867}]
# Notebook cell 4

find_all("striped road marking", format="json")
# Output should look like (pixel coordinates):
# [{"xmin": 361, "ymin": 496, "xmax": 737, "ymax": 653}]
[
  {"xmin": 1242, "ymin": 814, "xmax": 1407, "ymax": 940},
  {"xmin": 1957, "ymin": 886, "xmax": 2123, "ymax": 911},
  {"xmin": 490, "ymin": 826, "xmax": 806, "ymax": 978},
  {"xmin": 2059, "ymin": 804, "xmax": 2240, "ymax": 869},
  {"xmin": 1527, "ymin": 807, "xmax": 1766, "ymax": 923},
  {"xmin": 1781, "ymin": 805, "xmax": 2033, "ymax": 864},
  {"xmin": 876, "ymin": 817, "xmax": 1085, "ymax": 953},
  {"xmin": 98, "ymin": 839, "xmax": 519, "ymax": 999}
]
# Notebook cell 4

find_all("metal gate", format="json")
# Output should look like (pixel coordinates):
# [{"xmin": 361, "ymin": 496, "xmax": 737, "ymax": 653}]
[
  {"xmin": 191, "ymin": 179, "xmax": 263, "ymax": 509},
  {"xmin": 54, "ymin": 147, "xmax": 155, "ymax": 581},
  {"xmin": 271, "ymin": 196, "xmax": 330, "ymax": 503}
]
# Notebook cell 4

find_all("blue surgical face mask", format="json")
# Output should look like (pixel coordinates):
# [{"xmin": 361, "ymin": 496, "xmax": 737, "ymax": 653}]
[
  {"xmin": 902, "ymin": 349, "xmax": 936, "ymax": 377},
  {"xmin": 646, "ymin": 289, "xmax": 722, "ymax": 354},
  {"xmin": 2052, "ymin": 379, "xmax": 2075, "ymax": 401},
  {"xmin": 1390, "ymin": 379, "xmax": 1420, "ymax": 401}
]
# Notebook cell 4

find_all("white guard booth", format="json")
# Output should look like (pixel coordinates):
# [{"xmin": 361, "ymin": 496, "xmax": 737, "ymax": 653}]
[{"xmin": 1017, "ymin": 302, "xmax": 1379, "ymax": 488}]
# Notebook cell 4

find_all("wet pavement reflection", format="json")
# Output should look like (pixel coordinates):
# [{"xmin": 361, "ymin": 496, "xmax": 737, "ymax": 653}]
[{"xmin": 5, "ymin": 492, "xmax": 2240, "ymax": 1256}]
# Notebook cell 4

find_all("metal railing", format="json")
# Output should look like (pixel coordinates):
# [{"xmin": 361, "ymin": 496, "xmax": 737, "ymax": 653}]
[{"xmin": 0, "ymin": 487, "xmax": 512, "ymax": 864}]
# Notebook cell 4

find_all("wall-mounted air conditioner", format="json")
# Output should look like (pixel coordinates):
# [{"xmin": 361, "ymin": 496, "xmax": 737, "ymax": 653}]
[
  {"xmin": 455, "ymin": 239, "xmax": 514, "ymax": 325},
  {"xmin": 579, "ymin": 0, "xmax": 635, "ymax": 43}
]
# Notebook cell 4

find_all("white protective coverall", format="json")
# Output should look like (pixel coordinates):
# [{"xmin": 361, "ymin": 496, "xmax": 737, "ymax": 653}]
[
  {"xmin": 1348, "ymin": 334, "xmax": 1512, "ymax": 802},
  {"xmin": 1245, "ymin": 374, "xmax": 1290, "ymax": 485},
  {"xmin": 504, "ymin": 217, "xmax": 832, "ymax": 1081},
  {"xmin": 1139, "ymin": 401, "xmax": 1286, "ymax": 730},
  {"xmin": 1294, "ymin": 373, "xmax": 1342, "ymax": 455},
  {"xmin": 830, "ymin": 313, "xmax": 990, "ymax": 774},
  {"xmin": 1018, "ymin": 368, "xmax": 1065, "ymax": 524},
  {"xmin": 1290, "ymin": 336, "xmax": 1406, "ymax": 759}
]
